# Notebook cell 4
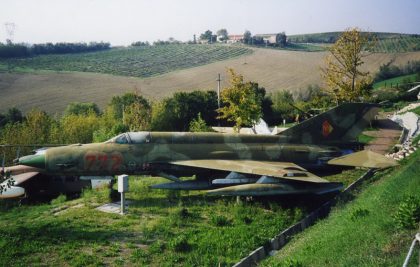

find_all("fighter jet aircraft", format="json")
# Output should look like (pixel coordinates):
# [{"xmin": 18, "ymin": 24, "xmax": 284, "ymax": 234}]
[{"xmin": 16, "ymin": 103, "xmax": 397, "ymax": 197}]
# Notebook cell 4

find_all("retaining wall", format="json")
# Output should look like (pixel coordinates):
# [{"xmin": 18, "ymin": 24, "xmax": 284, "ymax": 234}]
[{"xmin": 232, "ymin": 169, "xmax": 375, "ymax": 267}]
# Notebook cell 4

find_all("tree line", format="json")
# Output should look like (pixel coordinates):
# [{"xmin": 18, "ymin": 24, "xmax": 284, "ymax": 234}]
[
  {"xmin": 0, "ymin": 42, "xmax": 111, "ymax": 58},
  {"xmin": 374, "ymin": 60, "xmax": 420, "ymax": 83}
]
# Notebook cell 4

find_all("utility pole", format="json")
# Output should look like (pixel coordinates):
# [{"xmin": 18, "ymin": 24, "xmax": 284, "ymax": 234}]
[
  {"xmin": 216, "ymin": 73, "xmax": 221, "ymax": 109},
  {"xmin": 217, "ymin": 73, "xmax": 222, "ymax": 127},
  {"xmin": 4, "ymin": 22, "xmax": 15, "ymax": 44}
]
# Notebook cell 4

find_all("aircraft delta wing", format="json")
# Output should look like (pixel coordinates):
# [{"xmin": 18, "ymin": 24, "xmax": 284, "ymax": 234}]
[{"xmin": 170, "ymin": 160, "xmax": 328, "ymax": 183}]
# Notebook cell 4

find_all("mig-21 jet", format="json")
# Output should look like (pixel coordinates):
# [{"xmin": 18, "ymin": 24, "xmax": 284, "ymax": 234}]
[{"xmin": 15, "ymin": 103, "xmax": 397, "ymax": 197}]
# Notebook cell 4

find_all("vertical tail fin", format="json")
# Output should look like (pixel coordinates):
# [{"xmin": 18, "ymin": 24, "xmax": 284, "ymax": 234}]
[{"xmin": 278, "ymin": 103, "xmax": 380, "ymax": 144}]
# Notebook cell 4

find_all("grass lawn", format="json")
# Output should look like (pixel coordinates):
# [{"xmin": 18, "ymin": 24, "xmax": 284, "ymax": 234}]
[
  {"xmin": 261, "ymin": 149, "xmax": 420, "ymax": 267},
  {"xmin": 0, "ymin": 166, "xmax": 370, "ymax": 267},
  {"xmin": 373, "ymin": 74, "xmax": 418, "ymax": 90},
  {"xmin": 0, "ymin": 177, "xmax": 307, "ymax": 266}
]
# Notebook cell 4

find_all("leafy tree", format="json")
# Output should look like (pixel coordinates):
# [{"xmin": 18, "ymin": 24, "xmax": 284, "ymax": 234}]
[
  {"xmin": 123, "ymin": 101, "xmax": 152, "ymax": 131},
  {"xmin": 216, "ymin": 29, "xmax": 228, "ymax": 41},
  {"xmin": 93, "ymin": 106, "xmax": 128, "ymax": 142},
  {"xmin": 64, "ymin": 102, "xmax": 101, "ymax": 116},
  {"xmin": 6, "ymin": 107, "xmax": 23, "ymax": 124},
  {"xmin": 243, "ymin": 30, "xmax": 252, "ymax": 44},
  {"xmin": 151, "ymin": 91, "xmax": 218, "ymax": 131},
  {"xmin": 60, "ymin": 112, "xmax": 99, "ymax": 144},
  {"xmin": 22, "ymin": 109, "xmax": 54, "ymax": 144},
  {"xmin": 109, "ymin": 92, "xmax": 150, "ymax": 120},
  {"xmin": 218, "ymin": 69, "xmax": 263, "ymax": 132},
  {"xmin": 131, "ymin": 41, "xmax": 150, "ymax": 47},
  {"xmin": 200, "ymin": 30, "xmax": 215, "ymax": 43},
  {"xmin": 189, "ymin": 113, "xmax": 213, "ymax": 132},
  {"xmin": 322, "ymin": 28, "xmax": 374, "ymax": 104},
  {"xmin": 276, "ymin": 32, "xmax": 287, "ymax": 47},
  {"xmin": 150, "ymin": 100, "xmax": 175, "ymax": 131},
  {"xmin": 270, "ymin": 90, "xmax": 295, "ymax": 122}
]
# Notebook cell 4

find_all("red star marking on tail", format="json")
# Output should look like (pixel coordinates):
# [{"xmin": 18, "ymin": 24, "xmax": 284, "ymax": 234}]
[{"xmin": 322, "ymin": 120, "xmax": 334, "ymax": 137}]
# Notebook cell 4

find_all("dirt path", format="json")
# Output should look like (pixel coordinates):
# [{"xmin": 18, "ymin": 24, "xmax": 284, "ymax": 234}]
[{"xmin": 364, "ymin": 118, "xmax": 402, "ymax": 154}]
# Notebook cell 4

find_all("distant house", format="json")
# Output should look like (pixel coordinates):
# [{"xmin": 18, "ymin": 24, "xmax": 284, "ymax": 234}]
[
  {"xmin": 254, "ymin": 33, "xmax": 287, "ymax": 45},
  {"xmin": 227, "ymin": 34, "xmax": 243, "ymax": 44}
]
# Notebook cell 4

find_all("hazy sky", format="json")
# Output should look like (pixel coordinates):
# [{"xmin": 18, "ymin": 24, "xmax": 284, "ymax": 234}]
[{"xmin": 1, "ymin": 0, "xmax": 419, "ymax": 46}]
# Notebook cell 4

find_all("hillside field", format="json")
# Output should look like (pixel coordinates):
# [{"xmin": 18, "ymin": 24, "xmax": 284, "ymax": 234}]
[
  {"xmin": 262, "ymin": 149, "xmax": 420, "ymax": 267},
  {"xmin": 1, "ymin": 45, "xmax": 420, "ymax": 113},
  {"xmin": 0, "ymin": 45, "xmax": 252, "ymax": 78},
  {"xmin": 288, "ymin": 32, "xmax": 420, "ymax": 53},
  {"xmin": 373, "ymin": 73, "xmax": 418, "ymax": 89}
]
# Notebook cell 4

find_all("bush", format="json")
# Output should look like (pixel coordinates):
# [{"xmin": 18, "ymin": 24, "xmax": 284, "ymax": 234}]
[
  {"xmin": 394, "ymin": 195, "xmax": 420, "ymax": 229},
  {"xmin": 149, "ymin": 240, "xmax": 166, "ymax": 254},
  {"xmin": 210, "ymin": 214, "xmax": 231, "ymax": 227},
  {"xmin": 50, "ymin": 194, "xmax": 67, "ymax": 205},
  {"xmin": 350, "ymin": 208, "xmax": 370, "ymax": 221},
  {"xmin": 168, "ymin": 235, "xmax": 191, "ymax": 252},
  {"xmin": 282, "ymin": 258, "xmax": 303, "ymax": 267}
]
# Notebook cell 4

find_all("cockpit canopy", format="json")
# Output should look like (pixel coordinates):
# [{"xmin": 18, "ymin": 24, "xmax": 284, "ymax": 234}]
[{"xmin": 106, "ymin": 132, "xmax": 151, "ymax": 144}]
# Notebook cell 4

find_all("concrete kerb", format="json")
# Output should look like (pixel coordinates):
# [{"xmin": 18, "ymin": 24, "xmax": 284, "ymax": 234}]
[{"xmin": 231, "ymin": 169, "xmax": 375, "ymax": 267}]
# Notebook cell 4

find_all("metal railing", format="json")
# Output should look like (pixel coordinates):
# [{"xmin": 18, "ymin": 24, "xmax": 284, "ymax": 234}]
[{"xmin": 403, "ymin": 233, "xmax": 420, "ymax": 267}]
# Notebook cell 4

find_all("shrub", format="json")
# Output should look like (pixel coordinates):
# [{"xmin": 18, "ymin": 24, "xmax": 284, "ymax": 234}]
[
  {"xmin": 210, "ymin": 214, "xmax": 231, "ymax": 227},
  {"xmin": 282, "ymin": 258, "xmax": 303, "ymax": 267},
  {"xmin": 350, "ymin": 208, "xmax": 370, "ymax": 221},
  {"xmin": 149, "ymin": 240, "xmax": 166, "ymax": 254},
  {"xmin": 168, "ymin": 235, "xmax": 191, "ymax": 252},
  {"xmin": 50, "ymin": 194, "xmax": 67, "ymax": 205},
  {"xmin": 394, "ymin": 195, "xmax": 420, "ymax": 229}
]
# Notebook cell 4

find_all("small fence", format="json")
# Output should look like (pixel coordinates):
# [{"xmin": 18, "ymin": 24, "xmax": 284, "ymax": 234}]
[{"xmin": 233, "ymin": 169, "xmax": 375, "ymax": 267}]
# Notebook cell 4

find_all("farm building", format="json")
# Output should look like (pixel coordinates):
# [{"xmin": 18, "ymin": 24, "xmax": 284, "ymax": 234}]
[
  {"xmin": 227, "ymin": 34, "xmax": 243, "ymax": 43},
  {"xmin": 254, "ymin": 33, "xmax": 287, "ymax": 45}
]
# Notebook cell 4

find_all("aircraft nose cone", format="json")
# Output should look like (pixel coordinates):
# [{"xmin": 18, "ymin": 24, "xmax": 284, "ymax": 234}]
[{"xmin": 18, "ymin": 154, "xmax": 46, "ymax": 169}]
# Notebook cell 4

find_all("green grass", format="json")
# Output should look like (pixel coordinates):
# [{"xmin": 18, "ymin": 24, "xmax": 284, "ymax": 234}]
[
  {"xmin": 0, "ymin": 168, "xmax": 369, "ymax": 266},
  {"xmin": 409, "ymin": 106, "xmax": 420, "ymax": 116},
  {"xmin": 0, "ymin": 176, "xmax": 307, "ymax": 266},
  {"xmin": 0, "ymin": 44, "xmax": 252, "ymax": 78},
  {"xmin": 373, "ymin": 74, "xmax": 418, "ymax": 89},
  {"xmin": 261, "ymin": 149, "xmax": 420, "ymax": 267},
  {"xmin": 357, "ymin": 133, "xmax": 376, "ymax": 144}
]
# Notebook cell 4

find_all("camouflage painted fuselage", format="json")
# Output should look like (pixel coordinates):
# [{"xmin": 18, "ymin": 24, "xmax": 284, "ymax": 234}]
[{"xmin": 42, "ymin": 132, "xmax": 343, "ymax": 176}]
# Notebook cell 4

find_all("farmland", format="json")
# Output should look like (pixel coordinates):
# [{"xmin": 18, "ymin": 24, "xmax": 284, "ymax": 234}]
[
  {"xmin": 288, "ymin": 32, "xmax": 420, "ymax": 53},
  {"xmin": 1, "ymin": 47, "xmax": 420, "ymax": 114},
  {"xmin": 371, "ymin": 36, "xmax": 420, "ymax": 53},
  {"xmin": 0, "ymin": 44, "xmax": 252, "ymax": 78}
]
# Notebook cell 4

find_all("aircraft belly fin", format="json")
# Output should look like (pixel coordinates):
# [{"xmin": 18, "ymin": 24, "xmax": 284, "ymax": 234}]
[
  {"xmin": 169, "ymin": 159, "xmax": 329, "ymax": 183},
  {"xmin": 328, "ymin": 150, "xmax": 398, "ymax": 169}
]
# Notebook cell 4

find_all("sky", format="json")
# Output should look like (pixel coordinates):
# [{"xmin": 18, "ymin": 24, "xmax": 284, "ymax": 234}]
[{"xmin": 1, "ymin": 0, "xmax": 419, "ymax": 46}]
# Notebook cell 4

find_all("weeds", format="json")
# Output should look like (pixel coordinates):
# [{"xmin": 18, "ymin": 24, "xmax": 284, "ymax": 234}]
[
  {"xmin": 394, "ymin": 195, "xmax": 420, "ymax": 229},
  {"xmin": 50, "ymin": 194, "xmax": 67, "ymax": 205},
  {"xmin": 350, "ymin": 207, "xmax": 370, "ymax": 221}
]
